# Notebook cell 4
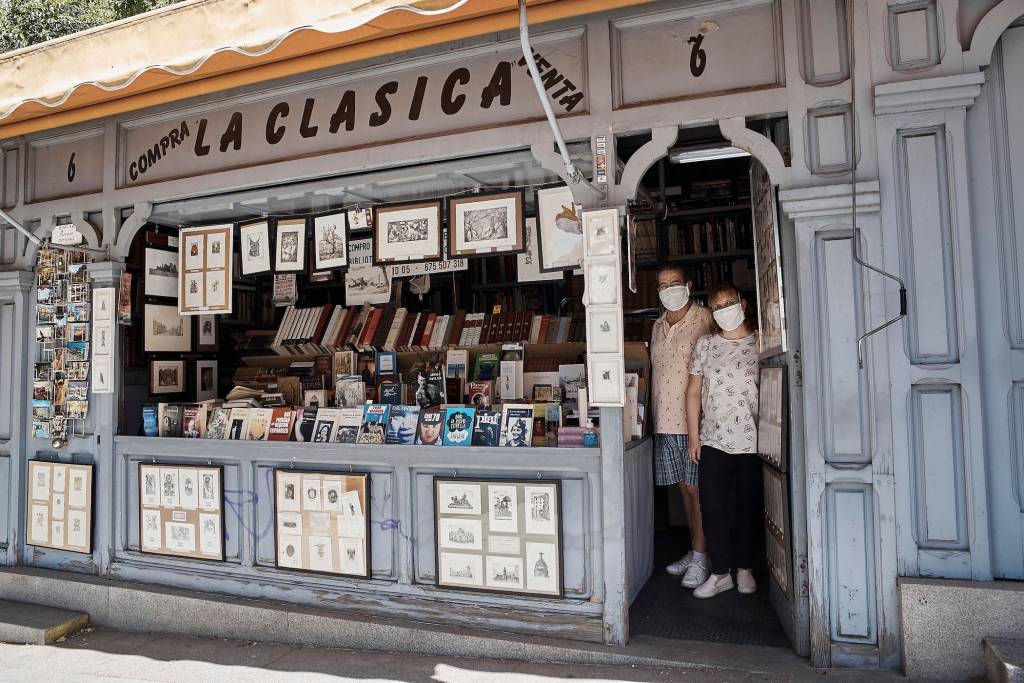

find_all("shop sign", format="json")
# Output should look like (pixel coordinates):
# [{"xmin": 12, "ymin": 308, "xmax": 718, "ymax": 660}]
[
  {"xmin": 115, "ymin": 30, "xmax": 587, "ymax": 188},
  {"xmin": 386, "ymin": 258, "xmax": 467, "ymax": 278}
]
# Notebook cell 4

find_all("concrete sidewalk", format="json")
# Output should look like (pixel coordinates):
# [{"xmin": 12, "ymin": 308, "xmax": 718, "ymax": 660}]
[{"xmin": 0, "ymin": 628, "xmax": 949, "ymax": 682}]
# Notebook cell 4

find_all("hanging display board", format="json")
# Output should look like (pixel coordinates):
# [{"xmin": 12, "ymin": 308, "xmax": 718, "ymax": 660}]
[
  {"xmin": 138, "ymin": 464, "xmax": 224, "ymax": 560},
  {"xmin": 26, "ymin": 460, "xmax": 93, "ymax": 553},
  {"xmin": 757, "ymin": 366, "xmax": 787, "ymax": 470},
  {"xmin": 433, "ymin": 477, "xmax": 563, "ymax": 598},
  {"xmin": 751, "ymin": 160, "xmax": 787, "ymax": 357},
  {"xmin": 178, "ymin": 224, "xmax": 233, "ymax": 315},
  {"xmin": 273, "ymin": 469, "xmax": 370, "ymax": 578}
]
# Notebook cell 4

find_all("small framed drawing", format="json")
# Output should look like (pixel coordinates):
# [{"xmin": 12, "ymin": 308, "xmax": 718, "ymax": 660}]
[
  {"xmin": 372, "ymin": 201, "xmax": 443, "ymax": 265},
  {"xmin": 92, "ymin": 356, "xmax": 113, "ymax": 393},
  {"xmin": 196, "ymin": 314, "xmax": 217, "ymax": 352},
  {"xmin": 196, "ymin": 360, "xmax": 218, "ymax": 402},
  {"xmin": 93, "ymin": 287, "xmax": 114, "ymax": 321},
  {"xmin": 348, "ymin": 208, "xmax": 372, "ymax": 232},
  {"xmin": 144, "ymin": 248, "xmax": 179, "ymax": 298},
  {"xmin": 585, "ymin": 306, "xmax": 623, "ymax": 355},
  {"xmin": 584, "ymin": 257, "xmax": 621, "ymax": 306},
  {"xmin": 151, "ymin": 359, "xmax": 185, "ymax": 395},
  {"xmin": 582, "ymin": 208, "xmax": 620, "ymax": 259},
  {"xmin": 238, "ymin": 220, "xmax": 271, "ymax": 275},
  {"xmin": 586, "ymin": 353, "xmax": 625, "ymax": 407},
  {"xmin": 312, "ymin": 211, "xmax": 348, "ymax": 270},
  {"xmin": 446, "ymin": 190, "xmax": 526, "ymax": 258},
  {"xmin": 144, "ymin": 304, "xmax": 191, "ymax": 352},
  {"xmin": 535, "ymin": 186, "xmax": 583, "ymax": 272},
  {"xmin": 275, "ymin": 218, "xmax": 306, "ymax": 272},
  {"xmin": 178, "ymin": 224, "xmax": 233, "ymax": 315}
]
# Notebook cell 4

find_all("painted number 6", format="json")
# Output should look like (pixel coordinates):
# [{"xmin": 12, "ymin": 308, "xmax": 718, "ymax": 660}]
[
  {"xmin": 67, "ymin": 152, "xmax": 76, "ymax": 183},
  {"xmin": 687, "ymin": 34, "xmax": 707, "ymax": 78}
]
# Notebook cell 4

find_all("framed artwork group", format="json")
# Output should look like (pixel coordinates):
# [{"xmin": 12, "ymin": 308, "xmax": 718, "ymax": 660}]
[
  {"xmin": 178, "ymin": 224, "xmax": 233, "ymax": 315},
  {"xmin": 139, "ymin": 463, "xmax": 224, "ymax": 560},
  {"xmin": 26, "ymin": 460, "xmax": 93, "ymax": 554},
  {"xmin": 581, "ymin": 207, "xmax": 626, "ymax": 408}
]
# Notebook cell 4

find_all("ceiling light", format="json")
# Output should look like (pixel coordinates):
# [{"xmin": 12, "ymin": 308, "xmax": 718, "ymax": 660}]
[{"xmin": 668, "ymin": 145, "xmax": 750, "ymax": 164}]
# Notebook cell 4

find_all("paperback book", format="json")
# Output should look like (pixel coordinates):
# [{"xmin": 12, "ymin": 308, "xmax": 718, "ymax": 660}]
[
  {"xmin": 295, "ymin": 408, "xmax": 318, "ymax": 442},
  {"xmin": 385, "ymin": 404, "xmax": 420, "ymax": 444},
  {"xmin": 267, "ymin": 408, "xmax": 295, "ymax": 441},
  {"xmin": 158, "ymin": 404, "xmax": 183, "ymax": 438},
  {"xmin": 442, "ymin": 406, "xmax": 475, "ymax": 446},
  {"xmin": 311, "ymin": 408, "xmax": 340, "ymax": 443},
  {"xmin": 499, "ymin": 404, "xmax": 534, "ymax": 447},
  {"xmin": 414, "ymin": 367, "xmax": 446, "ymax": 408},
  {"xmin": 334, "ymin": 407, "xmax": 363, "ymax": 443},
  {"xmin": 356, "ymin": 404, "xmax": 389, "ymax": 444},
  {"xmin": 415, "ymin": 407, "xmax": 444, "ymax": 445},
  {"xmin": 247, "ymin": 408, "xmax": 274, "ymax": 440},
  {"xmin": 227, "ymin": 407, "xmax": 250, "ymax": 440},
  {"xmin": 142, "ymin": 404, "xmax": 158, "ymax": 437},
  {"xmin": 205, "ymin": 408, "xmax": 230, "ymax": 439},
  {"xmin": 467, "ymin": 380, "xmax": 493, "ymax": 410},
  {"xmin": 470, "ymin": 410, "xmax": 501, "ymax": 447}
]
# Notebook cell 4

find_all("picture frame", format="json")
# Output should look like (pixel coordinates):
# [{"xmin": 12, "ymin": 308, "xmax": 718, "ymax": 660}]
[
  {"xmin": 433, "ymin": 477, "xmax": 563, "ymax": 598},
  {"xmin": 372, "ymin": 201, "xmax": 443, "ymax": 265},
  {"xmin": 196, "ymin": 314, "xmax": 217, "ymax": 352},
  {"xmin": 144, "ymin": 304, "xmax": 191, "ymax": 352},
  {"xmin": 92, "ymin": 356, "xmax": 112, "ymax": 393},
  {"xmin": 138, "ymin": 463, "xmax": 224, "ymax": 561},
  {"xmin": 93, "ymin": 287, "xmax": 114, "ymax": 321},
  {"xmin": 273, "ymin": 469, "xmax": 371, "ymax": 578},
  {"xmin": 582, "ymin": 208, "xmax": 620, "ymax": 259},
  {"xmin": 144, "ymin": 248, "xmax": 179, "ymax": 299},
  {"xmin": 583, "ymin": 257, "xmax": 621, "ymax": 306},
  {"xmin": 517, "ymin": 217, "xmax": 563, "ymax": 283},
  {"xmin": 275, "ymin": 218, "xmax": 307, "ymax": 272},
  {"xmin": 585, "ymin": 305, "xmax": 623, "ymax": 355},
  {"xmin": 178, "ymin": 224, "xmax": 233, "ymax": 315},
  {"xmin": 446, "ymin": 190, "xmax": 526, "ymax": 258},
  {"xmin": 757, "ymin": 366, "xmax": 787, "ymax": 470},
  {"xmin": 586, "ymin": 353, "xmax": 625, "ymax": 407},
  {"xmin": 348, "ymin": 208, "xmax": 372, "ymax": 232},
  {"xmin": 238, "ymin": 220, "xmax": 272, "ymax": 275},
  {"xmin": 535, "ymin": 186, "xmax": 583, "ymax": 272},
  {"xmin": 26, "ymin": 460, "xmax": 94, "ymax": 554},
  {"xmin": 150, "ymin": 359, "xmax": 185, "ymax": 395},
  {"xmin": 312, "ymin": 211, "xmax": 348, "ymax": 270},
  {"xmin": 196, "ymin": 360, "xmax": 218, "ymax": 402}
]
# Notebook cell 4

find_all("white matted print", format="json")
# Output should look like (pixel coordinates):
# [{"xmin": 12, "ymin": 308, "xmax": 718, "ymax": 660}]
[
  {"xmin": 485, "ymin": 555, "xmax": 525, "ymax": 591},
  {"xmin": 179, "ymin": 224, "xmax": 233, "ymax": 315},
  {"xmin": 92, "ymin": 356, "xmax": 113, "ymax": 393},
  {"xmin": 344, "ymin": 267, "xmax": 391, "ymax": 306},
  {"xmin": 275, "ymin": 219, "xmax": 306, "ymax": 272},
  {"xmin": 437, "ymin": 481, "xmax": 481, "ymax": 516},
  {"xmin": 373, "ymin": 201, "xmax": 443, "ymax": 265},
  {"xmin": 93, "ymin": 287, "xmax": 114, "ymax": 321},
  {"xmin": 517, "ymin": 218, "xmax": 562, "ymax": 283},
  {"xmin": 438, "ymin": 517, "xmax": 483, "ymax": 552},
  {"xmin": 151, "ymin": 360, "xmax": 185, "ymax": 395},
  {"xmin": 524, "ymin": 485, "xmax": 558, "ymax": 536},
  {"xmin": 585, "ymin": 306, "xmax": 623, "ymax": 355},
  {"xmin": 144, "ymin": 304, "xmax": 191, "ymax": 352},
  {"xmin": 525, "ymin": 541, "xmax": 559, "ymax": 594},
  {"xmin": 347, "ymin": 208, "xmax": 372, "ymax": 231},
  {"xmin": 447, "ymin": 191, "xmax": 525, "ymax": 258},
  {"xmin": 535, "ymin": 186, "xmax": 583, "ymax": 272},
  {"xmin": 239, "ymin": 221, "xmax": 271, "ymax": 275},
  {"xmin": 587, "ymin": 353, "xmax": 625, "ymax": 407},
  {"xmin": 439, "ymin": 552, "xmax": 483, "ymax": 587},
  {"xmin": 582, "ymin": 208, "xmax": 620, "ymax": 259},
  {"xmin": 487, "ymin": 484, "xmax": 518, "ymax": 534},
  {"xmin": 313, "ymin": 212, "xmax": 348, "ymax": 270},
  {"xmin": 145, "ymin": 248, "xmax": 179, "ymax": 298},
  {"xmin": 584, "ymin": 257, "xmax": 621, "ymax": 306}
]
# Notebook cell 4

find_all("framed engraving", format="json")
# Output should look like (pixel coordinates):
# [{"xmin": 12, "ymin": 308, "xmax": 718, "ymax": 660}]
[
  {"xmin": 275, "ymin": 218, "xmax": 307, "ymax": 273},
  {"xmin": 195, "ymin": 360, "xmax": 218, "ymax": 403},
  {"xmin": 446, "ymin": 190, "xmax": 525, "ymax": 258},
  {"xmin": 144, "ymin": 248, "xmax": 179, "ymax": 299},
  {"xmin": 144, "ymin": 304, "xmax": 191, "ymax": 352},
  {"xmin": 238, "ymin": 220, "xmax": 271, "ymax": 275},
  {"xmin": 587, "ymin": 353, "xmax": 625, "ymax": 407},
  {"xmin": 372, "ymin": 201, "xmax": 443, "ymax": 265},
  {"xmin": 582, "ymin": 208, "xmax": 620, "ymax": 259},
  {"xmin": 585, "ymin": 305, "xmax": 623, "ymax": 355},
  {"xmin": 26, "ymin": 460, "xmax": 93, "ymax": 554},
  {"xmin": 178, "ymin": 224, "xmax": 233, "ymax": 315},
  {"xmin": 150, "ymin": 359, "xmax": 185, "ymax": 395},
  {"xmin": 312, "ymin": 212, "xmax": 348, "ymax": 270},
  {"xmin": 196, "ymin": 314, "xmax": 217, "ymax": 352},
  {"xmin": 139, "ymin": 463, "xmax": 224, "ymax": 561},
  {"xmin": 757, "ymin": 366, "xmax": 787, "ymax": 470},
  {"xmin": 584, "ymin": 257, "xmax": 621, "ymax": 306}
]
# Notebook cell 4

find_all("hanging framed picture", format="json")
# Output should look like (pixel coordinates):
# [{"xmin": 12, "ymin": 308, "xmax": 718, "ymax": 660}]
[
  {"xmin": 585, "ymin": 306, "xmax": 623, "ymax": 355},
  {"xmin": 26, "ymin": 460, "xmax": 94, "ymax": 554},
  {"xmin": 372, "ymin": 201, "xmax": 443, "ymax": 265},
  {"xmin": 275, "ymin": 218, "xmax": 307, "ymax": 272},
  {"xmin": 196, "ymin": 360, "xmax": 218, "ymax": 402},
  {"xmin": 139, "ymin": 464, "xmax": 224, "ymax": 561},
  {"xmin": 312, "ymin": 211, "xmax": 348, "ymax": 270},
  {"xmin": 433, "ymin": 477, "xmax": 563, "ymax": 598},
  {"xmin": 535, "ymin": 186, "xmax": 583, "ymax": 272},
  {"xmin": 583, "ymin": 257, "xmax": 622, "ymax": 306},
  {"xmin": 151, "ymin": 359, "xmax": 185, "ymax": 395},
  {"xmin": 196, "ymin": 314, "xmax": 217, "ymax": 352},
  {"xmin": 144, "ymin": 304, "xmax": 191, "ymax": 352},
  {"xmin": 517, "ymin": 218, "xmax": 563, "ymax": 283},
  {"xmin": 273, "ymin": 469, "xmax": 370, "ymax": 578},
  {"xmin": 238, "ymin": 220, "xmax": 271, "ymax": 275},
  {"xmin": 178, "ymin": 224, "xmax": 233, "ymax": 315},
  {"xmin": 582, "ymin": 208, "xmax": 620, "ymax": 259},
  {"xmin": 144, "ymin": 248, "xmax": 179, "ymax": 299},
  {"xmin": 446, "ymin": 190, "xmax": 526, "ymax": 258},
  {"xmin": 586, "ymin": 353, "xmax": 625, "ymax": 407}
]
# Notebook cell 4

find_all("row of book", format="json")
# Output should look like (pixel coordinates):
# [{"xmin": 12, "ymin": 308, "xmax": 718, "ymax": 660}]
[
  {"xmin": 666, "ymin": 216, "xmax": 753, "ymax": 256},
  {"xmin": 144, "ymin": 402, "xmax": 600, "ymax": 448},
  {"xmin": 262, "ymin": 304, "xmax": 587, "ymax": 356}
]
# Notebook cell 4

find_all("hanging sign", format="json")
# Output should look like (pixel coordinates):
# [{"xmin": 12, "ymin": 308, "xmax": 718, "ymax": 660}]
[{"xmin": 51, "ymin": 224, "xmax": 85, "ymax": 246}]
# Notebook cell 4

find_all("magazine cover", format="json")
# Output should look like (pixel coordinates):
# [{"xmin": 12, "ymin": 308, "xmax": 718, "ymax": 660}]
[
  {"xmin": 267, "ymin": 408, "xmax": 294, "ymax": 441},
  {"xmin": 334, "ymin": 407, "xmax": 363, "ymax": 443},
  {"xmin": 467, "ymin": 380, "xmax": 493, "ymax": 410},
  {"xmin": 312, "ymin": 408, "xmax": 341, "ymax": 443},
  {"xmin": 356, "ymin": 404, "xmax": 389, "ymax": 444},
  {"xmin": 442, "ymin": 406, "xmax": 475, "ymax": 446},
  {"xmin": 385, "ymin": 405, "xmax": 420, "ymax": 444},
  {"xmin": 499, "ymin": 404, "xmax": 534, "ymax": 447},
  {"xmin": 205, "ymin": 407, "xmax": 230, "ymax": 439},
  {"xmin": 471, "ymin": 410, "xmax": 501, "ymax": 447},
  {"xmin": 415, "ymin": 407, "xmax": 443, "ymax": 445}
]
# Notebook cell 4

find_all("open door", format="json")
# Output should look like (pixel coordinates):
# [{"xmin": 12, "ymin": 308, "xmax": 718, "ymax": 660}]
[{"xmin": 750, "ymin": 158, "xmax": 810, "ymax": 655}]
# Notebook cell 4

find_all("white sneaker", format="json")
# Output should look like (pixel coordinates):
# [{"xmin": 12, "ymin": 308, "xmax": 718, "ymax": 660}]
[
  {"xmin": 693, "ymin": 573, "xmax": 734, "ymax": 598},
  {"xmin": 681, "ymin": 558, "xmax": 709, "ymax": 589},
  {"xmin": 665, "ymin": 551, "xmax": 694, "ymax": 576},
  {"xmin": 737, "ymin": 569, "xmax": 757, "ymax": 594}
]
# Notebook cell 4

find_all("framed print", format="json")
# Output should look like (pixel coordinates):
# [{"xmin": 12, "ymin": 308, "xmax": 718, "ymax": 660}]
[
  {"xmin": 447, "ymin": 190, "xmax": 525, "ymax": 258},
  {"xmin": 372, "ymin": 201, "xmax": 443, "ymax": 265},
  {"xmin": 434, "ymin": 477, "xmax": 563, "ymax": 598},
  {"xmin": 582, "ymin": 208, "xmax": 620, "ymax": 259},
  {"xmin": 275, "ymin": 218, "xmax": 306, "ymax": 272},
  {"xmin": 196, "ymin": 360, "xmax": 218, "ymax": 402},
  {"xmin": 517, "ymin": 218, "xmax": 562, "ymax": 283},
  {"xmin": 535, "ymin": 186, "xmax": 583, "ymax": 272},
  {"xmin": 139, "ymin": 464, "xmax": 224, "ymax": 561},
  {"xmin": 312, "ymin": 212, "xmax": 348, "ymax": 270},
  {"xmin": 757, "ymin": 366, "xmax": 787, "ymax": 470},
  {"xmin": 273, "ymin": 469, "xmax": 370, "ymax": 578},
  {"xmin": 151, "ymin": 359, "xmax": 185, "ymax": 395},
  {"xmin": 585, "ymin": 305, "xmax": 623, "ymax": 355},
  {"xmin": 92, "ymin": 356, "xmax": 113, "ymax": 393},
  {"xmin": 584, "ymin": 257, "xmax": 621, "ymax": 306},
  {"xmin": 196, "ymin": 314, "xmax": 217, "ymax": 352},
  {"xmin": 144, "ymin": 304, "xmax": 191, "ymax": 352},
  {"xmin": 179, "ymin": 224, "xmax": 233, "ymax": 315},
  {"xmin": 348, "ymin": 208, "xmax": 372, "ymax": 231},
  {"xmin": 586, "ymin": 353, "xmax": 625, "ymax": 407},
  {"xmin": 93, "ymin": 287, "xmax": 114, "ymax": 321},
  {"xmin": 144, "ymin": 248, "xmax": 179, "ymax": 298},
  {"xmin": 239, "ymin": 221, "xmax": 271, "ymax": 275},
  {"xmin": 26, "ymin": 461, "xmax": 93, "ymax": 554}
]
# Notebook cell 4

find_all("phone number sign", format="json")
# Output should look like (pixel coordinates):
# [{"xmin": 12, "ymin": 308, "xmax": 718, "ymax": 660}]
[{"xmin": 387, "ymin": 258, "xmax": 467, "ymax": 278}]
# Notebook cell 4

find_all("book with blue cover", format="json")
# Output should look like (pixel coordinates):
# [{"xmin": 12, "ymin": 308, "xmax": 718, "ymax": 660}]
[
  {"xmin": 470, "ymin": 410, "xmax": 501, "ymax": 447},
  {"xmin": 142, "ymin": 404, "xmax": 158, "ymax": 437},
  {"xmin": 356, "ymin": 404, "xmax": 389, "ymax": 444},
  {"xmin": 442, "ymin": 406, "xmax": 475, "ymax": 446},
  {"xmin": 385, "ymin": 405, "xmax": 420, "ymax": 445}
]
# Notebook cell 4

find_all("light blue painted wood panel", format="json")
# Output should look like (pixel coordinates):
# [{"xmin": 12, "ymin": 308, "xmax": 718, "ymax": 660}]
[
  {"xmin": 826, "ymin": 483, "xmax": 876, "ymax": 643},
  {"xmin": 897, "ymin": 127, "xmax": 960, "ymax": 365},
  {"xmin": 0, "ymin": 301, "xmax": 13, "ymax": 440},
  {"xmin": 910, "ymin": 385, "xmax": 967, "ymax": 549},
  {"xmin": 1000, "ymin": 30, "xmax": 1024, "ymax": 349},
  {"xmin": 816, "ymin": 233, "xmax": 864, "ymax": 462},
  {"xmin": 0, "ymin": 454, "xmax": 8, "ymax": 552}
]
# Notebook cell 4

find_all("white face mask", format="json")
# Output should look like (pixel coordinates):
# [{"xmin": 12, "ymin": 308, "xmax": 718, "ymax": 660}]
[
  {"xmin": 713, "ymin": 303, "xmax": 745, "ymax": 331},
  {"xmin": 658, "ymin": 285, "xmax": 690, "ymax": 312}
]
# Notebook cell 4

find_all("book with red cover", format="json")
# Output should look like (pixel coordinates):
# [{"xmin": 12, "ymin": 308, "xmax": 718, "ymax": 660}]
[
  {"xmin": 467, "ymin": 380, "xmax": 493, "ymax": 409},
  {"xmin": 267, "ymin": 408, "xmax": 295, "ymax": 441},
  {"xmin": 401, "ymin": 312, "xmax": 420, "ymax": 352},
  {"xmin": 371, "ymin": 306, "xmax": 395, "ymax": 351},
  {"xmin": 419, "ymin": 312, "xmax": 437, "ymax": 351},
  {"xmin": 333, "ymin": 306, "xmax": 357, "ymax": 349},
  {"xmin": 346, "ymin": 304, "xmax": 371, "ymax": 348},
  {"xmin": 359, "ymin": 307, "xmax": 384, "ymax": 351},
  {"xmin": 480, "ymin": 314, "xmax": 493, "ymax": 345},
  {"xmin": 447, "ymin": 310, "xmax": 466, "ymax": 349},
  {"xmin": 537, "ymin": 315, "xmax": 551, "ymax": 345},
  {"xmin": 393, "ymin": 309, "xmax": 414, "ymax": 352}
]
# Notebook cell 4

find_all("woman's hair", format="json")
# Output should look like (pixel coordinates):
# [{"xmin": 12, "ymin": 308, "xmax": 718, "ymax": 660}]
[{"xmin": 706, "ymin": 282, "xmax": 755, "ymax": 333}]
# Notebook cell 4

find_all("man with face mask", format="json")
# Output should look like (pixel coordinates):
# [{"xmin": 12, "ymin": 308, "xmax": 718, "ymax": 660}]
[{"xmin": 650, "ymin": 264, "xmax": 714, "ymax": 589}]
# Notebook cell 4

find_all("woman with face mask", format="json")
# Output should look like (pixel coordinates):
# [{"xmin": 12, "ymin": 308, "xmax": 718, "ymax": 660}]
[{"xmin": 683, "ymin": 283, "xmax": 760, "ymax": 599}]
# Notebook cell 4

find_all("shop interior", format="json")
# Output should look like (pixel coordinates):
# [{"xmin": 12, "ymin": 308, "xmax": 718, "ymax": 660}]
[{"xmin": 114, "ymin": 123, "xmax": 790, "ymax": 648}]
